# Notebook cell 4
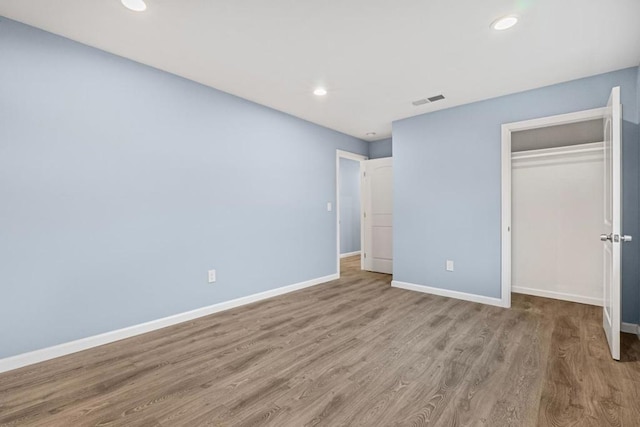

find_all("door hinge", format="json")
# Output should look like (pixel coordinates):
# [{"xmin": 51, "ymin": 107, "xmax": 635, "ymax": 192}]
[
  {"xmin": 364, "ymin": 253, "xmax": 367, "ymax": 258},
  {"xmin": 363, "ymin": 211, "xmax": 367, "ymax": 218}
]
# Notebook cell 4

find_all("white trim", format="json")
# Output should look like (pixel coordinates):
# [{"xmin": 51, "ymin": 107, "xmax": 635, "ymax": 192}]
[
  {"xmin": 501, "ymin": 122, "xmax": 512, "ymax": 308},
  {"xmin": 336, "ymin": 150, "xmax": 368, "ymax": 277},
  {"xmin": 512, "ymin": 286, "xmax": 602, "ymax": 307},
  {"xmin": 340, "ymin": 251, "xmax": 361, "ymax": 258},
  {"xmin": 621, "ymin": 322, "xmax": 640, "ymax": 337},
  {"xmin": 503, "ymin": 107, "xmax": 607, "ymax": 132},
  {"xmin": 391, "ymin": 280, "xmax": 507, "ymax": 308},
  {"xmin": 361, "ymin": 163, "xmax": 366, "ymax": 271},
  {"xmin": 336, "ymin": 149, "xmax": 369, "ymax": 162},
  {"xmin": 0, "ymin": 273, "xmax": 338, "ymax": 374},
  {"xmin": 501, "ymin": 107, "xmax": 607, "ymax": 309}
]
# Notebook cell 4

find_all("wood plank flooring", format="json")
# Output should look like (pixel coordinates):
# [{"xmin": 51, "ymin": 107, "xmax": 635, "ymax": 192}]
[{"xmin": 1, "ymin": 256, "xmax": 639, "ymax": 426}]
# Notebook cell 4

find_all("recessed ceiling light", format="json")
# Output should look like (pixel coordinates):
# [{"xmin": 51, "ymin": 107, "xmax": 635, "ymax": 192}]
[
  {"xmin": 491, "ymin": 15, "xmax": 518, "ymax": 31},
  {"xmin": 366, "ymin": 132, "xmax": 377, "ymax": 137},
  {"xmin": 121, "ymin": 0, "xmax": 147, "ymax": 12},
  {"xmin": 313, "ymin": 88, "xmax": 327, "ymax": 96}
]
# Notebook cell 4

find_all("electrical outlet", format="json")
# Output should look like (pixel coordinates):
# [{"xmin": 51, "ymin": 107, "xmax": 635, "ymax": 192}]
[
  {"xmin": 446, "ymin": 260, "xmax": 454, "ymax": 272},
  {"xmin": 327, "ymin": 202, "xmax": 332, "ymax": 212},
  {"xmin": 208, "ymin": 269, "xmax": 216, "ymax": 283}
]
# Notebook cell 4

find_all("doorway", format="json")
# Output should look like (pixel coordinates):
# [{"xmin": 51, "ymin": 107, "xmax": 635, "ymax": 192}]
[
  {"xmin": 501, "ymin": 107, "xmax": 608, "ymax": 307},
  {"xmin": 336, "ymin": 150, "xmax": 394, "ymax": 277},
  {"xmin": 501, "ymin": 86, "xmax": 628, "ymax": 360},
  {"xmin": 336, "ymin": 150, "xmax": 367, "ymax": 277},
  {"xmin": 339, "ymin": 156, "xmax": 364, "ymax": 259},
  {"xmin": 511, "ymin": 123, "xmax": 604, "ymax": 306}
]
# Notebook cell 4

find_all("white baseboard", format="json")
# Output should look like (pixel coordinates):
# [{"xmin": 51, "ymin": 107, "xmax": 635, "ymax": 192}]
[
  {"xmin": 340, "ymin": 251, "xmax": 361, "ymax": 258},
  {"xmin": 621, "ymin": 322, "xmax": 640, "ymax": 338},
  {"xmin": 391, "ymin": 280, "xmax": 507, "ymax": 308},
  {"xmin": 0, "ymin": 273, "xmax": 339, "ymax": 374},
  {"xmin": 512, "ymin": 286, "xmax": 602, "ymax": 307}
]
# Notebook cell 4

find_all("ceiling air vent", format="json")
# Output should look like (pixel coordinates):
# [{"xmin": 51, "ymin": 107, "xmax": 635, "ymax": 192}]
[{"xmin": 412, "ymin": 94, "xmax": 445, "ymax": 106}]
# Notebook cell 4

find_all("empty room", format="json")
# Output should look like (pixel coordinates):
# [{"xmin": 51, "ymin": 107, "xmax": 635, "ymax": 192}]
[{"xmin": 1, "ymin": 1, "xmax": 640, "ymax": 426}]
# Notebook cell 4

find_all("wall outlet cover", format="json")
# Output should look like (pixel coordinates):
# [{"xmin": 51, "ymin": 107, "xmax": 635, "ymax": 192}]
[{"xmin": 446, "ymin": 260, "xmax": 454, "ymax": 272}]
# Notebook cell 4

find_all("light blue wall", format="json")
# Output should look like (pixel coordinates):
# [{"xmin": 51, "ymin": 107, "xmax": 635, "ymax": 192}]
[
  {"xmin": 339, "ymin": 158, "xmax": 361, "ymax": 254},
  {"xmin": 393, "ymin": 67, "xmax": 640, "ymax": 323},
  {"xmin": 0, "ymin": 18, "xmax": 368, "ymax": 359},
  {"xmin": 637, "ymin": 65, "xmax": 640, "ymax": 323},
  {"xmin": 621, "ymin": 91, "xmax": 639, "ymax": 325},
  {"xmin": 368, "ymin": 138, "xmax": 392, "ymax": 159}
]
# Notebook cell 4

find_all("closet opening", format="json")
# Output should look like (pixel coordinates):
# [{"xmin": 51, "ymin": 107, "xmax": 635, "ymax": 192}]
[{"xmin": 510, "ymin": 119, "xmax": 604, "ymax": 306}]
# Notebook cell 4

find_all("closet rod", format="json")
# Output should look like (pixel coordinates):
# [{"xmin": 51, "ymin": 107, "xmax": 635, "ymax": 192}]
[{"xmin": 512, "ymin": 146, "xmax": 603, "ymax": 160}]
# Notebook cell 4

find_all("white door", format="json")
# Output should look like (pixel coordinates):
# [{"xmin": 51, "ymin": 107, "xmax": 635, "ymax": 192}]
[
  {"xmin": 601, "ymin": 86, "xmax": 631, "ymax": 361},
  {"xmin": 362, "ymin": 158, "xmax": 393, "ymax": 274}
]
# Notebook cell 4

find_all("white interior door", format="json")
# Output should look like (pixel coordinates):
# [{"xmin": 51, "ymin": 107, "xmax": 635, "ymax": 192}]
[
  {"xmin": 362, "ymin": 158, "xmax": 393, "ymax": 274},
  {"xmin": 601, "ymin": 86, "xmax": 629, "ymax": 361}
]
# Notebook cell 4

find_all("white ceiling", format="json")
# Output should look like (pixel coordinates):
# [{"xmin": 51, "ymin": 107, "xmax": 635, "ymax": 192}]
[{"xmin": 1, "ymin": 0, "xmax": 639, "ymax": 141}]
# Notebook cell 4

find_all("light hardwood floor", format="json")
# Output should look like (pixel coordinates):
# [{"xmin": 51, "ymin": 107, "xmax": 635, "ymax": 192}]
[{"xmin": 1, "ymin": 256, "xmax": 639, "ymax": 426}]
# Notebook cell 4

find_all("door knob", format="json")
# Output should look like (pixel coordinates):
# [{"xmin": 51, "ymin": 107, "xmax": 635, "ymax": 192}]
[{"xmin": 601, "ymin": 234, "xmax": 633, "ymax": 242}]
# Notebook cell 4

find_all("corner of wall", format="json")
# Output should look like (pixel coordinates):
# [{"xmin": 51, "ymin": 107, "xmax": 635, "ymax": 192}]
[
  {"xmin": 368, "ymin": 137, "xmax": 393, "ymax": 159},
  {"xmin": 637, "ymin": 65, "xmax": 640, "ymax": 124}
]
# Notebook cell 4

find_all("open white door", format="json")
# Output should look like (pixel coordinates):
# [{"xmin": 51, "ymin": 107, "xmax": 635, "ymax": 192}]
[
  {"xmin": 601, "ymin": 86, "xmax": 631, "ymax": 361},
  {"xmin": 362, "ymin": 158, "xmax": 393, "ymax": 274}
]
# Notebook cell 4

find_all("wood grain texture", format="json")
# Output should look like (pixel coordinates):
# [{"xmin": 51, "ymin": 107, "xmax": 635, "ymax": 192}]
[{"xmin": 1, "ymin": 256, "xmax": 639, "ymax": 426}]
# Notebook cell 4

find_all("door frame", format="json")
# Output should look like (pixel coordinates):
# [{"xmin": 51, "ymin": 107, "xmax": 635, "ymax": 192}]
[
  {"xmin": 500, "ymin": 107, "xmax": 607, "ymax": 308},
  {"xmin": 336, "ymin": 150, "xmax": 368, "ymax": 277}
]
